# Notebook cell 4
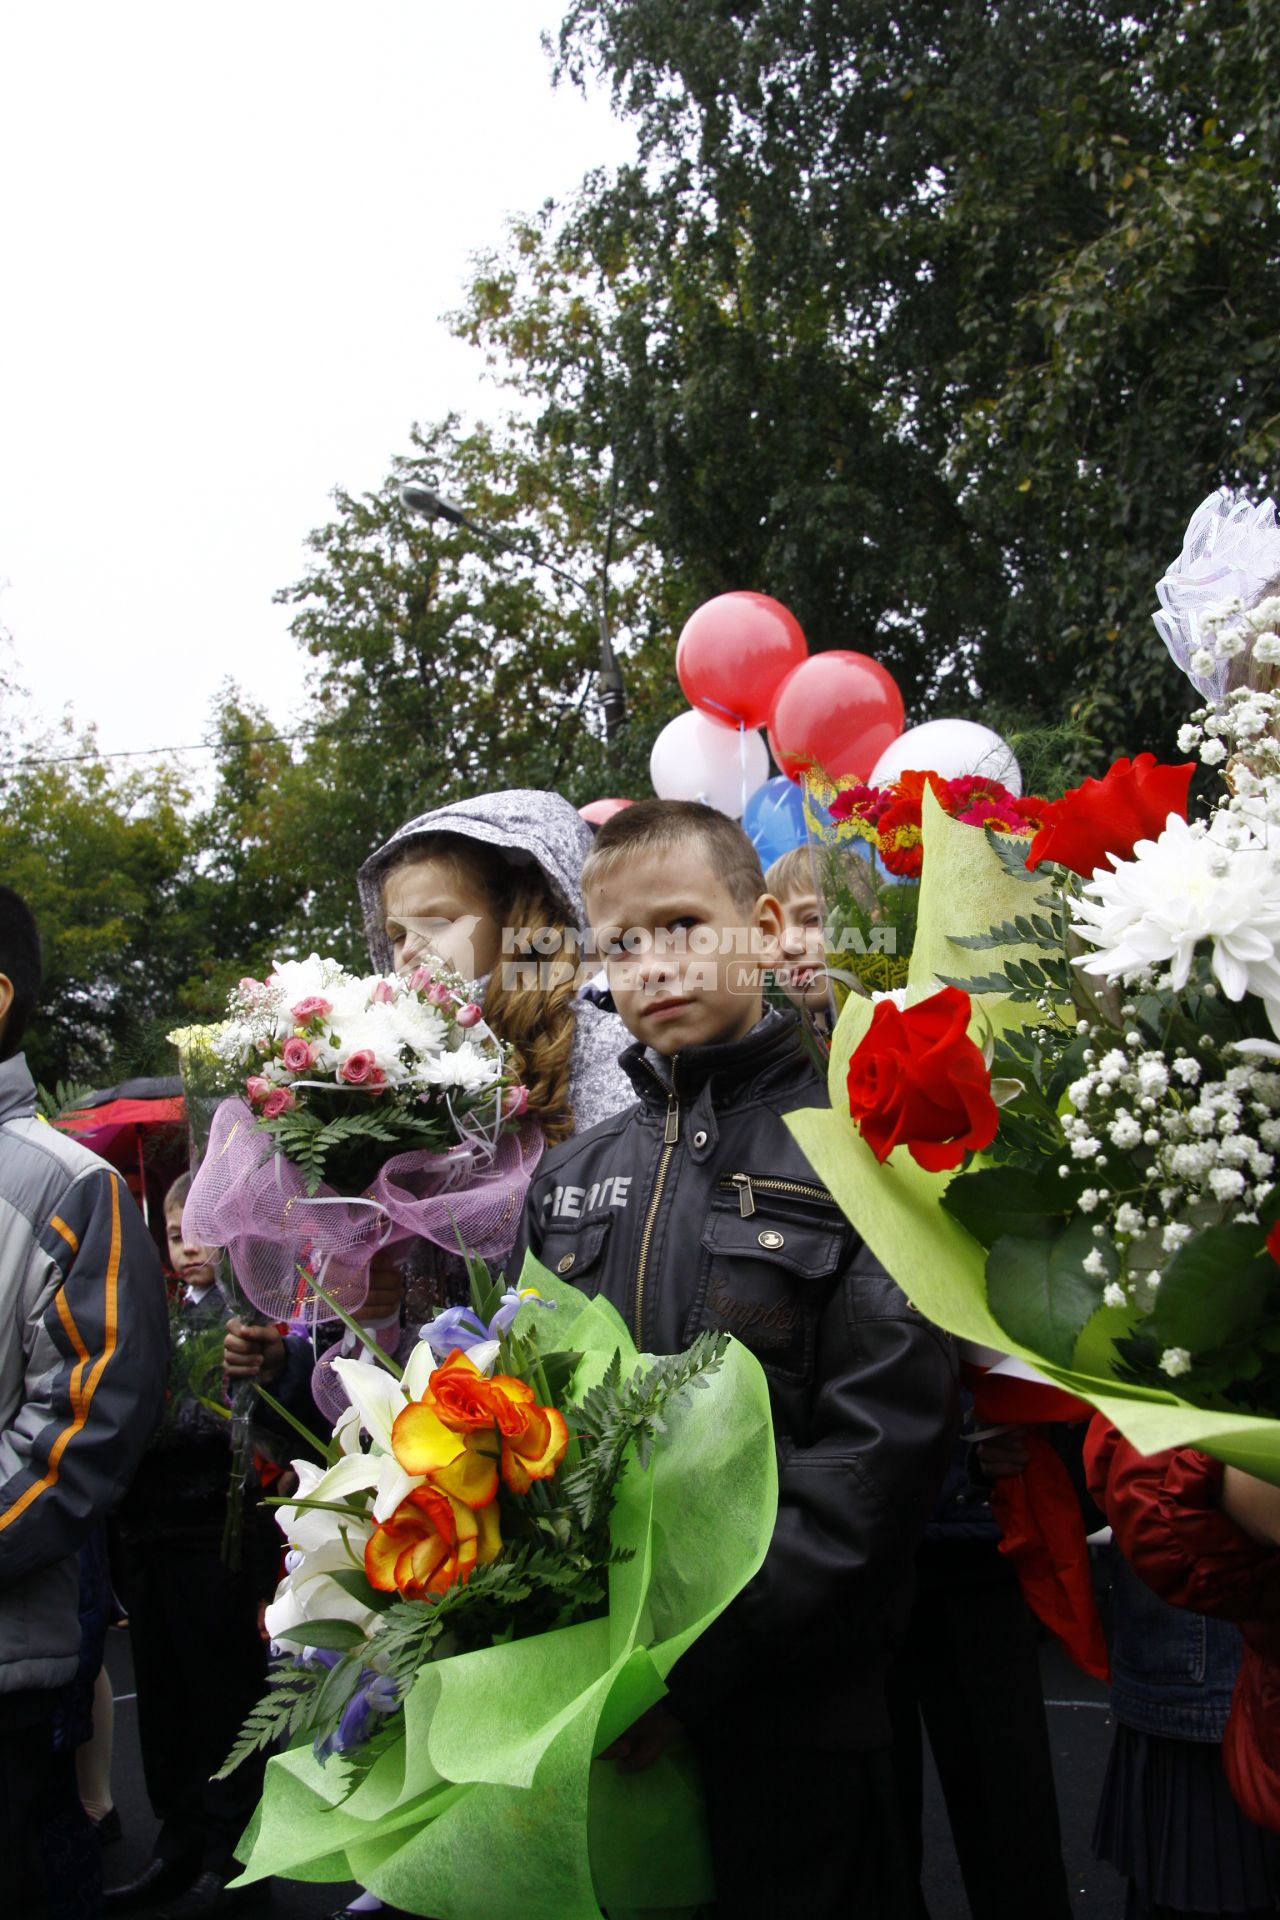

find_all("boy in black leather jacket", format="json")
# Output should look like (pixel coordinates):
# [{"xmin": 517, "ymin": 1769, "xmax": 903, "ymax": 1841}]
[{"xmin": 512, "ymin": 800, "xmax": 959, "ymax": 1919}]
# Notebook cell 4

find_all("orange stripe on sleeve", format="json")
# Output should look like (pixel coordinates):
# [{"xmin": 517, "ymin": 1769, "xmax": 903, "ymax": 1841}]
[
  {"xmin": 50, "ymin": 1215, "xmax": 79, "ymax": 1253},
  {"xmin": 55, "ymin": 1290, "xmax": 92, "ymax": 1417},
  {"xmin": 0, "ymin": 1177, "xmax": 123, "ymax": 1536}
]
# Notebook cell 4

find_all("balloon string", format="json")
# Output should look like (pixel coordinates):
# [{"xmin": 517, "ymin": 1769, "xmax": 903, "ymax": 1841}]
[{"xmin": 738, "ymin": 720, "xmax": 748, "ymax": 817}]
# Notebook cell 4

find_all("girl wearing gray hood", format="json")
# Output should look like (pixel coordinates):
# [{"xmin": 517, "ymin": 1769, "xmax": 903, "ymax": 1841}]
[
  {"xmin": 357, "ymin": 786, "xmax": 633, "ymax": 1147},
  {"xmin": 225, "ymin": 790, "xmax": 635, "ymax": 1422}
]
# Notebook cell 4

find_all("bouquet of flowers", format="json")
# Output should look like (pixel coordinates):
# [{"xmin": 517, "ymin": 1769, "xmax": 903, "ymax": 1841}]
[
  {"xmin": 796, "ymin": 767, "xmax": 1047, "ymax": 1000},
  {"xmin": 222, "ymin": 1260, "xmax": 778, "ymax": 1919},
  {"xmin": 176, "ymin": 954, "xmax": 540, "ymax": 1333},
  {"xmin": 785, "ymin": 490, "xmax": 1280, "ymax": 1489}
]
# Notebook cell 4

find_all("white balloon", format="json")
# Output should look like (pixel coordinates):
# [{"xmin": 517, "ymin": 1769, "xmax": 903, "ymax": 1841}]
[
  {"xmin": 870, "ymin": 718, "xmax": 1022, "ymax": 795},
  {"xmin": 649, "ymin": 709, "xmax": 770, "ymax": 817}
]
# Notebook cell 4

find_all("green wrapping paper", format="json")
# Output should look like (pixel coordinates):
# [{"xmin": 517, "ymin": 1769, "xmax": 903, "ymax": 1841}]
[
  {"xmin": 231, "ymin": 1270, "xmax": 779, "ymax": 1917},
  {"xmin": 786, "ymin": 791, "xmax": 1280, "ymax": 1487}
]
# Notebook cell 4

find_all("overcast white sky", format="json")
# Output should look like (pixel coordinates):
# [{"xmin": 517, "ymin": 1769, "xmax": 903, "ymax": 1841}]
[{"xmin": 0, "ymin": 2, "xmax": 634, "ymax": 768}]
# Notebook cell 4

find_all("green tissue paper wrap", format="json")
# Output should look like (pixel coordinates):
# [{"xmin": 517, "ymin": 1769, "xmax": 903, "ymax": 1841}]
[
  {"xmin": 231, "ymin": 1267, "xmax": 779, "ymax": 1917},
  {"xmin": 787, "ymin": 790, "xmax": 1280, "ymax": 1487}
]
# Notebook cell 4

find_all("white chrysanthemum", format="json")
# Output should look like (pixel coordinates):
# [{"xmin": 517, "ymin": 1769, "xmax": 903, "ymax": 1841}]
[{"xmin": 1072, "ymin": 814, "xmax": 1280, "ymax": 1034}]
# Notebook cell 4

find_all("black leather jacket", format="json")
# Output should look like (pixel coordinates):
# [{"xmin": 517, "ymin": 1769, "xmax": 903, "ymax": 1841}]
[{"xmin": 513, "ymin": 1010, "xmax": 960, "ymax": 1749}]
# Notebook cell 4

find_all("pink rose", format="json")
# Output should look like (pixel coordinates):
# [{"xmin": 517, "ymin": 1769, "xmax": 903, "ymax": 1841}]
[
  {"xmin": 239, "ymin": 976, "xmax": 265, "ymax": 997},
  {"xmin": 245, "ymin": 1075, "xmax": 271, "ymax": 1105},
  {"xmin": 502, "ymin": 1085, "xmax": 529, "ymax": 1119},
  {"xmin": 408, "ymin": 966, "xmax": 436, "ymax": 993},
  {"xmin": 260, "ymin": 1087, "xmax": 296, "ymax": 1119},
  {"xmin": 340, "ymin": 1050, "xmax": 377, "ymax": 1085},
  {"xmin": 372, "ymin": 980, "xmax": 396, "ymax": 1004},
  {"xmin": 290, "ymin": 995, "xmax": 332, "ymax": 1022},
  {"xmin": 281, "ymin": 1036, "xmax": 315, "ymax": 1073},
  {"xmin": 456, "ymin": 1002, "xmax": 483, "ymax": 1028},
  {"xmin": 425, "ymin": 982, "xmax": 452, "ymax": 1007}
]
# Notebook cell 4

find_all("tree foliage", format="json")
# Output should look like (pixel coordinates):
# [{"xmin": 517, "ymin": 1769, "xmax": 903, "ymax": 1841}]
[
  {"xmin": 0, "ymin": 728, "xmax": 196, "ymax": 1084},
  {"xmin": 454, "ymin": 0, "xmax": 1280, "ymax": 757}
]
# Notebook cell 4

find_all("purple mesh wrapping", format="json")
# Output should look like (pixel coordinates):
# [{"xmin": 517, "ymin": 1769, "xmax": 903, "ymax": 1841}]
[
  {"xmin": 309, "ymin": 1318, "xmax": 404, "ymax": 1427},
  {"xmin": 183, "ymin": 1097, "xmax": 543, "ymax": 1327}
]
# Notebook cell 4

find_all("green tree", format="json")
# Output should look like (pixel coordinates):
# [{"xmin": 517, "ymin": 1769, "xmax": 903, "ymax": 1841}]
[
  {"xmin": 443, "ymin": 0, "xmax": 1280, "ymax": 760},
  {"xmin": 0, "ymin": 727, "xmax": 196, "ymax": 1085},
  {"xmin": 268, "ymin": 417, "xmax": 683, "ymax": 901}
]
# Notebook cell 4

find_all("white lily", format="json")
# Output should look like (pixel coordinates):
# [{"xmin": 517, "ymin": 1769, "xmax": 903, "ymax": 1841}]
[
  {"xmin": 265, "ymin": 1531, "xmax": 379, "ymax": 1650},
  {"xmin": 267, "ymin": 1459, "xmax": 379, "ymax": 1651},
  {"xmin": 327, "ymin": 1343, "xmax": 456, "ymax": 1522}
]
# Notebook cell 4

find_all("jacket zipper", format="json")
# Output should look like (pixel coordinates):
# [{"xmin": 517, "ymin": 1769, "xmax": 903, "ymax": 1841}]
[
  {"xmin": 727, "ymin": 1173, "xmax": 834, "ymax": 1218},
  {"xmin": 633, "ymin": 1062, "xmax": 680, "ymax": 1345}
]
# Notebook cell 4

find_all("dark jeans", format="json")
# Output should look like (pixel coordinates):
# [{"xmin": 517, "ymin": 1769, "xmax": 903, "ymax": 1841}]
[
  {"xmin": 694, "ymin": 1735, "xmax": 913, "ymax": 1919},
  {"xmin": 113, "ymin": 1538, "xmax": 268, "ymax": 1876},
  {"xmin": 888, "ymin": 1538, "xmax": 1073, "ymax": 1920},
  {"xmin": 4, "ymin": 1688, "xmax": 103, "ymax": 1920}
]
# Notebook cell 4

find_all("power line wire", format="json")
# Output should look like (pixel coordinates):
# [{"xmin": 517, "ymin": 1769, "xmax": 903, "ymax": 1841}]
[{"xmin": 10, "ymin": 713, "xmax": 428, "ymax": 770}]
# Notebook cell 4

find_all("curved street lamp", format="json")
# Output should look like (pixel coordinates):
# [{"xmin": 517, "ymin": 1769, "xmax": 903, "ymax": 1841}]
[{"xmin": 399, "ymin": 482, "xmax": 627, "ymax": 740}]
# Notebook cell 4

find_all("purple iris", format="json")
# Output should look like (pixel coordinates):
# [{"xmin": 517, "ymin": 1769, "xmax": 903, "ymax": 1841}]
[
  {"xmin": 314, "ymin": 1669, "xmax": 400, "ymax": 1763},
  {"xmin": 418, "ymin": 1290, "xmax": 555, "ymax": 1361},
  {"xmin": 419, "ymin": 1305, "xmax": 490, "ymax": 1359}
]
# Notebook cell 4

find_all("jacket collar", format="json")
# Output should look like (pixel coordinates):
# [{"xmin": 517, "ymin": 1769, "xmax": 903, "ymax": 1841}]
[
  {"xmin": 0, "ymin": 1053, "xmax": 37, "ymax": 1128},
  {"xmin": 619, "ymin": 1006, "xmax": 808, "ymax": 1107}
]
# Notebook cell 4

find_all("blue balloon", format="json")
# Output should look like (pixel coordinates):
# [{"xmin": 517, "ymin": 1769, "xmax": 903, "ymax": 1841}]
[{"xmin": 743, "ymin": 775, "xmax": 810, "ymax": 868}]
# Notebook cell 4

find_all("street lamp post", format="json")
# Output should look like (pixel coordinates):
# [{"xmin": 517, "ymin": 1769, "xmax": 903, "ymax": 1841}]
[{"xmin": 399, "ymin": 482, "xmax": 627, "ymax": 740}]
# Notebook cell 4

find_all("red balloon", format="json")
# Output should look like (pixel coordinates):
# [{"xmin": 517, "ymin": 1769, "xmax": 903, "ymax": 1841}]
[
  {"xmin": 767, "ymin": 652, "xmax": 905, "ymax": 783},
  {"xmin": 676, "ymin": 592, "xmax": 808, "ymax": 731},
  {"xmin": 578, "ymin": 797, "xmax": 634, "ymax": 826}
]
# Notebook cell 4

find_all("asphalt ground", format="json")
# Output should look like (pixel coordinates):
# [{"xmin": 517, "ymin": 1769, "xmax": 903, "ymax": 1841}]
[{"xmin": 98, "ymin": 1625, "xmax": 1127, "ymax": 1920}]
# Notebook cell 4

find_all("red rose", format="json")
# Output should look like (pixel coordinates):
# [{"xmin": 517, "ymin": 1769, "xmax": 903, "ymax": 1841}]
[
  {"xmin": 846, "ymin": 984, "xmax": 999, "ymax": 1171},
  {"xmin": 1025, "ymin": 754, "xmax": 1195, "ymax": 876},
  {"xmin": 1267, "ymin": 1221, "xmax": 1280, "ymax": 1266}
]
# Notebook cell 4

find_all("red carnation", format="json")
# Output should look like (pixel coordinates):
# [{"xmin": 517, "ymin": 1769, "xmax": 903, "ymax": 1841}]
[
  {"xmin": 876, "ymin": 797, "xmax": 926, "ymax": 877},
  {"xmin": 1025, "ymin": 754, "xmax": 1195, "ymax": 876},
  {"xmin": 846, "ymin": 984, "xmax": 999, "ymax": 1171},
  {"xmin": 829, "ymin": 782, "xmax": 890, "ymax": 827}
]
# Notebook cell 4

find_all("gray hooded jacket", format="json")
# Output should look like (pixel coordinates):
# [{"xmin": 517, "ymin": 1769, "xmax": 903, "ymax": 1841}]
[
  {"xmin": 356, "ymin": 787, "xmax": 634, "ymax": 1135},
  {"xmin": 0, "ymin": 1055, "xmax": 169, "ymax": 1692}
]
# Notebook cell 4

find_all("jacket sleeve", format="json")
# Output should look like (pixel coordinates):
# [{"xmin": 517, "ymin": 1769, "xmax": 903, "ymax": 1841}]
[
  {"xmin": 666, "ymin": 1239, "xmax": 959, "ymax": 1723},
  {"xmin": 0, "ymin": 1163, "xmax": 170, "ymax": 1590},
  {"xmin": 1085, "ymin": 1417, "xmax": 1280, "ymax": 1625}
]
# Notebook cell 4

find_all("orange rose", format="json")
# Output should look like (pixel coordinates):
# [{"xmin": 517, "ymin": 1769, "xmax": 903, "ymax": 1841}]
[
  {"xmin": 422, "ymin": 1350, "xmax": 501, "ymax": 1432},
  {"xmin": 365, "ymin": 1483, "xmax": 501, "ymax": 1601},
  {"xmin": 485, "ymin": 1374, "xmax": 570, "ymax": 1494},
  {"xmin": 391, "ymin": 1394, "xmax": 499, "ymax": 1510}
]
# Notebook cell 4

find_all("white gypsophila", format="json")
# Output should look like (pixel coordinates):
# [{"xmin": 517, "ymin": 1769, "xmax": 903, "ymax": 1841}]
[
  {"xmin": 1103, "ymin": 1282, "xmax": 1128, "ymax": 1309},
  {"xmin": 1058, "ymin": 1016, "xmax": 1280, "ymax": 1280},
  {"xmin": 1159, "ymin": 1347, "xmax": 1192, "ymax": 1379},
  {"xmin": 1072, "ymin": 813, "xmax": 1280, "ymax": 1034}
]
